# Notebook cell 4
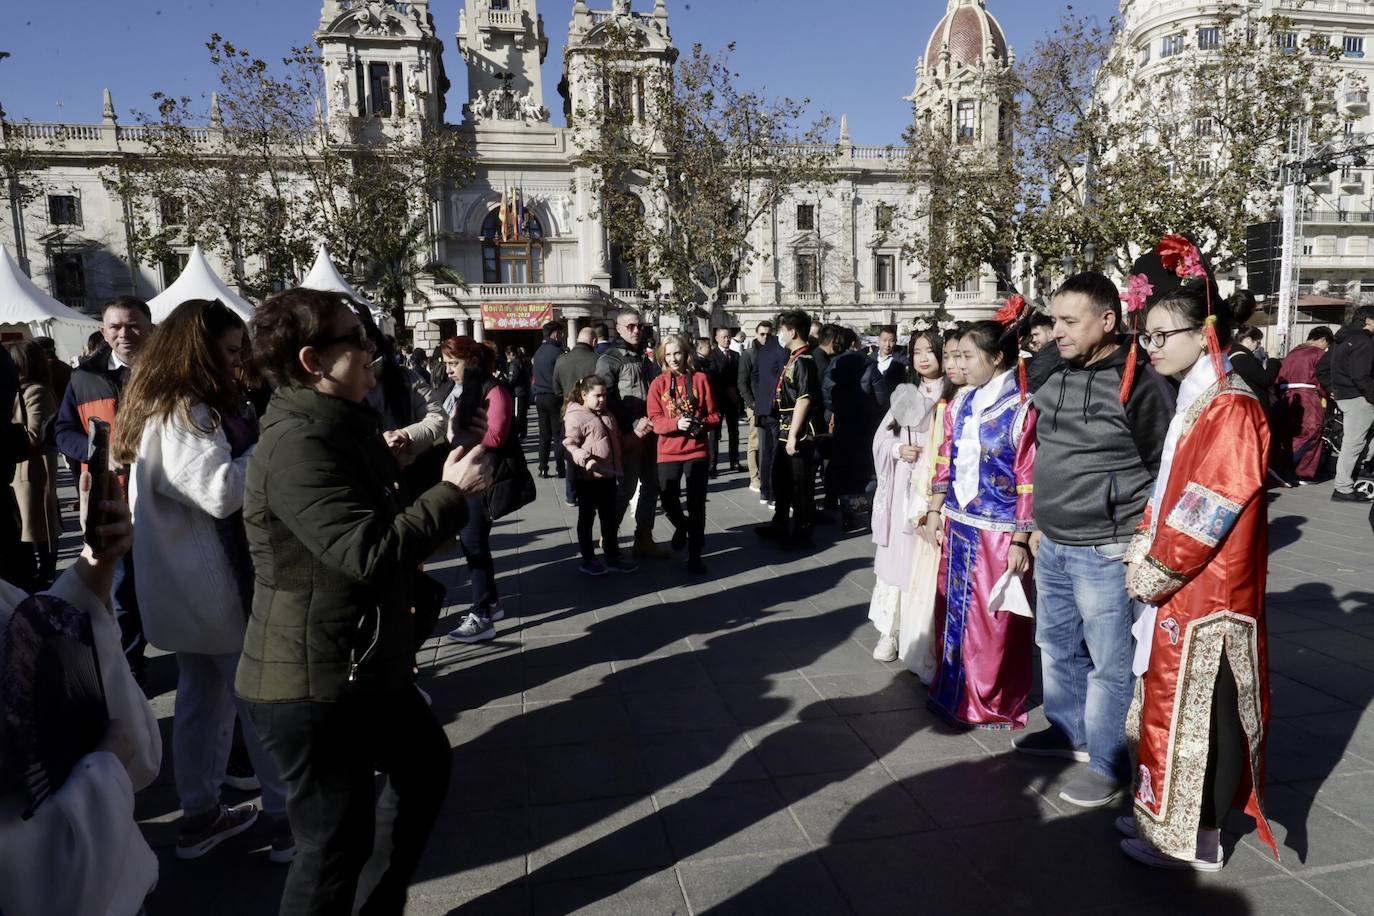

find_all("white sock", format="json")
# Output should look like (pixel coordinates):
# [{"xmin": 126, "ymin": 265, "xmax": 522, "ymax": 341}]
[{"xmin": 1195, "ymin": 827, "xmax": 1221, "ymax": 861}]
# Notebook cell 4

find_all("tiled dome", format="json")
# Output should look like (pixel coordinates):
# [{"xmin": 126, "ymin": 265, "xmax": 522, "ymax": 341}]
[{"xmin": 924, "ymin": 0, "xmax": 1008, "ymax": 73}]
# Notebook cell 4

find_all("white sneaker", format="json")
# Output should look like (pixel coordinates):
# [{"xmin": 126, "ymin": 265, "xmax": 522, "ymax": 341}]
[
  {"xmin": 873, "ymin": 635, "xmax": 899, "ymax": 662},
  {"xmin": 446, "ymin": 613, "xmax": 495, "ymax": 643},
  {"xmin": 1119, "ymin": 837, "xmax": 1223, "ymax": 872},
  {"xmin": 749, "ymin": 484, "xmax": 761, "ymax": 493}
]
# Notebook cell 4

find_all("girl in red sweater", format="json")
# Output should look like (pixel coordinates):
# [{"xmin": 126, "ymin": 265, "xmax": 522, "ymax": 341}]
[{"xmin": 647, "ymin": 335, "xmax": 720, "ymax": 573}]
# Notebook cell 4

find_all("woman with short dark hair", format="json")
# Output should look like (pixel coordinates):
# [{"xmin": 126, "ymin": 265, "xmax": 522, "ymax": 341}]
[{"xmin": 234, "ymin": 288, "xmax": 492, "ymax": 915}]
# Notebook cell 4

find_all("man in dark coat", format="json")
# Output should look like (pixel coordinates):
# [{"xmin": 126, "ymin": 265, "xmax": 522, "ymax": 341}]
[
  {"xmin": 707, "ymin": 327, "xmax": 741, "ymax": 475},
  {"xmin": 530, "ymin": 320, "xmax": 567, "ymax": 478},
  {"xmin": 751, "ymin": 328, "xmax": 788, "ymax": 506},
  {"xmin": 861, "ymin": 325, "xmax": 906, "ymax": 411}
]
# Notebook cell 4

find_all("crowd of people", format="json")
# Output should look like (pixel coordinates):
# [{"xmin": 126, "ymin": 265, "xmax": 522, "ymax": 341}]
[{"xmin": 2, "ymin": 226, "xmax": 1374, "ymax": 914}]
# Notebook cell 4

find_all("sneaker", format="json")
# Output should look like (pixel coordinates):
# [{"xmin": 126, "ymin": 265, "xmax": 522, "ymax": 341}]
[
  {"xmin": 671, "ymin": 526, "xmax": 688, "ymax": 551},
  {"xmin": 1012, "ymin": 727, "xmax": 1090, "ymax": 764},
  {"xmin": 759, "ymin": 496, "xmax": 770, "ymax": 506},
  {"xmin": 267, "ymin": 815, "xmax": 296, "ymax": 864},
  {"xmin": 175, "ymin": 803, "xmax": 260, "ymax": 860},
  {"xmin": 580, "ymin": 559, "xmax": 608, "ymax": 576},
  {"xmin": 1331, "ymin": 488, "xmax": 1373, "ymax": 503},
  {"xmin": 873, "ymin": 635, "xmax": 899, "ymax": 663},
  {"xmin": 446, "ymin": 613, "xmax": 496, "ymax": 643},
  {"xmin": 1115, "ymin": 815, "xmax": 1137, "ymax": 839},
  {"xmin": 1058, "ymin": 768, "xmax": 1124, "ymax": 808},
  {"xmin": 607, "ymin": 556, "xmax": 639, "ymax": 573},
  {"xmin": 1120, "ymin": 837, "xmax": 1223, "ymax": 872},
  {"xmin": 565, "ymin": 498, "xmax": 578, "ymax": 508},
  {"xmin": 749, "ymin": 484, "xmax": 761, "ymax": 493},
  {"xmin": 222, "ymin": 746, "xmax": 259, "ymax": 792}
]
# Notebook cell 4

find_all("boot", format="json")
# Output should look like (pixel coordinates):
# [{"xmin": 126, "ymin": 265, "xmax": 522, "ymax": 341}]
[{"xmin": 633, "ymin": 532, "xmax": 668, "ymax": 559}]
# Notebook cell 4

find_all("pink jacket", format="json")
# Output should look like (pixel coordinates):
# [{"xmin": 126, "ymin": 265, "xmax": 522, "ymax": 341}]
[{"xmin": 563, "ymin": 401, "xmax": 638, "ymax": 479}]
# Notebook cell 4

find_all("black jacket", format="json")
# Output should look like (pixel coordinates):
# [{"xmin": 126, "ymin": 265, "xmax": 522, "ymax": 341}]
[
  {"xmin": 531, "ymin": 338, "xmax": 565, "ymax": 397},
  {"xmin": 1329, "ymin": 323, "xmax": 1374, "ymax": 404},
  {"xmin": 1229, "ymin": 345, "xmax": 1279, "ymax": 410},
  {"xmin": 861, "ymin": 354, "xmax": 908, "ymax": 410},
  {"xmin": 595, "ymin": 338, "xmax": 657, "ymax": 428},
  {"xmin": 752, "ymin": 339, "xmax": 788, "ymax": 416},
  {"xmin": 1032, "ymin": 342, "xmax": 1176, "ymax": 546},
  {"xmin": 553, "ymin": 342, "xmax": 599, "ymax": 400},
  {"xmin": 707, "ymin": 346, "xmax": 739, "ymax": 403}
]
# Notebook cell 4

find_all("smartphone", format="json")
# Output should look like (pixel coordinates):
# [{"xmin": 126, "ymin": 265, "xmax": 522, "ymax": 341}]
[{"xmin": 83, "ymin": 418, "xmax": 112, "ymax": 552}]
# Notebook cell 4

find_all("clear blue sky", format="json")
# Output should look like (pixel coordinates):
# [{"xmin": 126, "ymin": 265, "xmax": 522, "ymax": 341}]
[{"xmin": 0, "ymin": 0, "xmax": 1120, "ymax": 145}]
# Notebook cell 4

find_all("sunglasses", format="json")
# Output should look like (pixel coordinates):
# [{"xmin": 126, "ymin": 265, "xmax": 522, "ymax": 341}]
[{"xmin": 314, "ymin": 326, "xmax": 373, "ymax": 351}]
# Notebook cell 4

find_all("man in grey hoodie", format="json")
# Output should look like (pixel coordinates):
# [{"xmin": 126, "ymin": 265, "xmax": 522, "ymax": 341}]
[{"xmin": 1017, "ymin": 272, "xmax": 1175, "ymax": 808}]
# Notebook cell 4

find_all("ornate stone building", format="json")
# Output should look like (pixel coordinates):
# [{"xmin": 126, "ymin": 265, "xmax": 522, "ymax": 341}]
[{"xmin": 0, "ymin": 0, "xmax": 1016, "ymax": 351}]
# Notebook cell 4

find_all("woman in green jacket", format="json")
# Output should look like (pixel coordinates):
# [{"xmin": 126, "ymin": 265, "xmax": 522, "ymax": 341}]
[{"xmin": 234, "ymin": 289, "xmax": 491, "ymax": 916}]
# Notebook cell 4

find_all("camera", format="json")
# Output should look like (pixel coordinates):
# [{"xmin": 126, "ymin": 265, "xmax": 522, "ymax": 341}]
[{"xmin": 683, "ymin": 417, "xmax": 704, "ymax": 438}]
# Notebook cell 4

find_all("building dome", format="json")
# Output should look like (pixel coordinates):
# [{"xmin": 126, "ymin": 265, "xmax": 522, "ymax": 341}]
[{"xmin": 924, "ymin": 0, "xmax": 1008, "ymax": 73}]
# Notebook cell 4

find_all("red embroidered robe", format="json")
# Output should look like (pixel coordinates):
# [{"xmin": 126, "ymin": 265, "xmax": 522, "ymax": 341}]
[{"xmin": 1125, "ymin": 372, "xmax": 1278, "ymax": 861}]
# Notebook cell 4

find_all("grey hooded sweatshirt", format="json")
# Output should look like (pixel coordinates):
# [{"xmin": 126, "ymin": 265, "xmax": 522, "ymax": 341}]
[{"xmin": 1032, "ymin": 342, "xmax": 1176, "ymax": 546}]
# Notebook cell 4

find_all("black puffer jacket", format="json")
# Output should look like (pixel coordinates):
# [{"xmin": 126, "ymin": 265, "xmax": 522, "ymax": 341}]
[
  {"xmin": 1329, "ymin": 323, "xmax": 1374, "ymax": 403},
  {"xmin": 235, "ymin": 386, "xmax": 468, "ymax": 703}
]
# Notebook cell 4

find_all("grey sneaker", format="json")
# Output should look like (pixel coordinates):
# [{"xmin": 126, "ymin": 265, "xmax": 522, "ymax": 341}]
[
  {"xmin": 1013, "ymin": 727, "xmax": 1090, "ymax": 763},
  {"xmin": 1058, "ymin": 768, "xmax": 1124, "ymax": 808},
  {"xmin": 176, "ymin": 803, "xmax": 259, "ymax": 860},
  {"xmin": 446, "ymin": 613, "xmax": 496, "ymax": 643}
]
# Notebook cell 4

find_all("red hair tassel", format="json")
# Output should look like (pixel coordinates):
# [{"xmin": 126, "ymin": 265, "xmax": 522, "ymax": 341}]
[
  {"xmin": 1118, "ymin": 339, "xmax": 1138, "ymax": 404},
  {"xmin": 1017, "ymin": 354, "xmax": 1028, "ymax": 403}
]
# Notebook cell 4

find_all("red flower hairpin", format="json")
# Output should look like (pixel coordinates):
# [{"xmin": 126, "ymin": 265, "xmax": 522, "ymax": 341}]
[
  {"xmin": 1121, "ymin": 273, "xmax": 1153, "ymax": 314},
  {"xmin": 1156, "ymin": 234, "xmax": 1207, "ymax": 282}
]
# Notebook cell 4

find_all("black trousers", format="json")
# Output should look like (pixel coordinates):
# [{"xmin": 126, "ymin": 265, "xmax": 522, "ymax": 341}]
[
  {"xmin": 534, "ymin": 393, "xmax": 564, "ymax": 474},
  {"xmin": 574, "ymin": 476, "xmax": 620, "ymax": 561},
  {"xmin": 1200, "ymin": 657, "xmax": 1244, "ymax": 830},
  {"xmin": 658, "ymin": 457, "xmax": 708, "ymax": 561},
  {"xmin": 249, "ymin": 687, "xmax": 450, "ymax": 916},
  {"xmin": 710, "ymin": 397, "xmax": 741, "ymax": 470},
  {"xmin": 512, "ymin": 389, "xmax": 530, "ymax": 440},
  {"xmin": 770, "ymin": 439, "xmax": 816, "ymax": 538},
  {"xmin": 457, "ymin": 496, "xmax": 498, "ymax": 614},
  {"xmin": 756, "ymin": 414, "xmax": 779, "ymax": 501}
]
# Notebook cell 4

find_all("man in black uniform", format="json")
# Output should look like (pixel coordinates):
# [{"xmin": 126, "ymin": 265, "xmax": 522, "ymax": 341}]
[{"xmin": 756, "ymin": 310, "xmax": 821, "ymax": 548}]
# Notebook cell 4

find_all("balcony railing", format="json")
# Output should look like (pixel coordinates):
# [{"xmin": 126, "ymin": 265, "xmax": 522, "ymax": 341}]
[
  {"xmin": 870, "ymin": 291, "xmax": 904, "ymax": 303},
  {"xmin": 724, "ymin": 292, "xmax": 749, "ymax": 306},
  {"xmin": 1302, "ymin": 209, "xmax": 1374, "ymax": 224},
  {"xmin": 611, "ymin": 288, "xmax": 652, "ymax": 301},
  {"xmin": 430, "ymin": 283, "xmax": 606, "ymax": 302}
]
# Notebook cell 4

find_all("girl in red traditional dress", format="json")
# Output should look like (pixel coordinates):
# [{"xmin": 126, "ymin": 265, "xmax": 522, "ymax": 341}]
[{"xmin": 1121, "ymin": 266, "xmax": 1277, "ymax": 871}]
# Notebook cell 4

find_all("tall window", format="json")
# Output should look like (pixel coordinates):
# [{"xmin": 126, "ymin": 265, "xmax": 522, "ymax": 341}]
[
  {"xmin": 796, "ymin": 204, "xmax": 815, "ymax": 231},
  {"xmin": 394, "ymin": 63, "xmax": 406, "ymax": 117},
  {"xmin": 369, "ymin": 62, "xmax": 392, "ymax": 117},
  {"xmin": 875, "ymin": 203, "xmax": 894, "ymax": 232},
  {"xmin": 47, "ymin": 194, "xmax": 80, "ymax": 226},
  {"xmin": 1194, "ymin": 117, "xmax": 1215, "ymax": 138},
  {"xmin": 1279, "ymin": 31, "xmax": 1297, "ymax": 53},
  {"xmin": 1161, "ymin": 33, "xmax": 1185, "ymax": 57},
  {"xmin": 158, "ymin": 195, "xmax": 186, "ymax": 227},
  {"xmin": 1346, "ymin": 36, "xmax": 1365, "ymax": 58},
  {"xmin": 875, "ymin": 254, "xmax": 895, "ymax": 293},
  {"xmin": 636, "ymin": 75, "xmax": 647, "ymax": 121},
  {"xmin": 795, "ymin": 253, "xmax": 817, "ymax": 293},
  {"xmin": 1137, "ymin": 43, "xmax": 1151, "ymax": 65},
  {"xmin": 1198, "ymin": 27, "xmax": 1221, "ymax": 51},
  {"xmin": 955, "ymin": 99, "xmax": 976, "ymax": 144},
  {"xmin": 159, "ymin": 250, "xmax": 189, "ymax": 290},
  {"xmin": 1309, "ymin": 35, "xmax": 1332, "ymax": 56},
  {"xmin": 355, "ymin": 61, "xmax": 366, "ymax": 117},
  {"xmin": 481, "ymin": 208, "xmax": 544, "ymax": 284},
  {"xmin": 51, "ymin": 252, "xmax": 86, "ymax": 306}
]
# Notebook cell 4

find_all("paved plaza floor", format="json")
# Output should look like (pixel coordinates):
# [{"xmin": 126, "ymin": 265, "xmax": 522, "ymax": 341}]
[{"xmin": 106, "ymin": 441, "xmax": 1374, "ymax": 915}]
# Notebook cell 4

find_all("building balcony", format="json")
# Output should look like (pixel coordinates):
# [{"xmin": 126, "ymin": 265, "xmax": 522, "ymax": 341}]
[
  {"xmin": 1341, "ymin": 89, "xmax": 1370, "ymax": 115},
  {"xmin": 1309, "ymin": 171, "xmax": 1334, "ymax": 191},
  {"xmin": 428, "ymin": 282, "xmax": 608, "ymax": 305},
  {"xmin": 611, "ymin": 288, "xmax": 654, "ymax": 303},
  {"xmin": 1340, "ymin": 172, "xmax": 1365, "ymax": 191},
  {"xmin": 1303, "ymin": 209, "xmax": 1374, "ymax": 224}
]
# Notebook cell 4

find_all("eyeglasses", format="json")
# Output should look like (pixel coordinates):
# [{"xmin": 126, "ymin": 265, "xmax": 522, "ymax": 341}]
[
  {"xmin": 1138, "ymin": 327, "xmax": 1198, "ymax": 350},
  {"xmin": 314, "ymin": 326, "xmax": 373, "ymax": 351}
]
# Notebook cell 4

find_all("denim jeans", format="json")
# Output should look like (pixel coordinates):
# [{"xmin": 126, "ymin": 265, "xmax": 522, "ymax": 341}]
[
  {"xmin": 457, "ymin": 496, "xmax": 499, "ymax": 615},
  {"xmin": 1033, "ymin": 535, "xmax": 1135, "ymax": 780},
  {"xmin": 174, "ymin": 651, "xmax": 287, "ymax": 818}
]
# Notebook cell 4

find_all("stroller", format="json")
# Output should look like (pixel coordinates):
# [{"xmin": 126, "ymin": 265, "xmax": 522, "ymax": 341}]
[{"xmin": 1322, "ymin": 401, "xmax": 1374, "ymax": 498}]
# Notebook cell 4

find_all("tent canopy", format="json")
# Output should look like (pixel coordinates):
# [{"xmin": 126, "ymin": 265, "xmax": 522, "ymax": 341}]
[
  {"xmin": 146, "ymin": 244, "xmax": 255, "ymax": 324},
  {"xmin": 301, "ymin": 244, "xmax": 396, "ymax": 336},
  {"xmin": 0, "ymin": 246, "xmax": 102, "ymax": 362}
]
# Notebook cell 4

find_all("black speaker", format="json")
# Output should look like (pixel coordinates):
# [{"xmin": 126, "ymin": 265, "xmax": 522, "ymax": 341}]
[{"xmin": 1246, "ymin": 220, "xmax": 1282, "ymax": 297}]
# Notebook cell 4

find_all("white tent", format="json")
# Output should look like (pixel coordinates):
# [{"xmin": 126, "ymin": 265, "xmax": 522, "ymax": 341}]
[
  {"xmin": 0, "ymin": 246, "xmax": 102, "ymax": 363},
  {"xmin": 301, "ymin": 244, "xmax": 396, "ymax": 337},
  {"xmin": 147, "ymin": 244, "xmax": 255, "ymax": 324}
]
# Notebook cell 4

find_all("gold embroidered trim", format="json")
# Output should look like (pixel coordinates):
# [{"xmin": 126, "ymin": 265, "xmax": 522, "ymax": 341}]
[
  {"xmin": 1131, "ymin": 555, "xmax": 1182, "ymax": 604},
  {"xmin": 1016, "ymin": 484, "xmax": 1033, "ymax": 494}
]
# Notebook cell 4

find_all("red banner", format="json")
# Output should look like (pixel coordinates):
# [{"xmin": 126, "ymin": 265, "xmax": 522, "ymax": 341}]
[{"xmin": 480, "ymin": 302, "xmax": 554, "ymax": 330}]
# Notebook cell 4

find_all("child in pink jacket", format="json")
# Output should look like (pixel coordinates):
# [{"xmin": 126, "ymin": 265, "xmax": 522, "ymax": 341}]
[{"xmin": 563, "ymin": 375, "xmax": 640, "ymax": 575}]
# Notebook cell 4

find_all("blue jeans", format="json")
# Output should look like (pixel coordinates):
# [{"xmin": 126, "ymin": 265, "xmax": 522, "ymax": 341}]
[{"xmin": 1033, "ymin": 535, "xmax": 1135, "ymax": 780}]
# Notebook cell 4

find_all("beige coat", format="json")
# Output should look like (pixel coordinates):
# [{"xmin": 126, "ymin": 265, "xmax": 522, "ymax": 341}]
[{"xmin": 10, "ymin": 382, "xmax": 61, "ymax": 550}]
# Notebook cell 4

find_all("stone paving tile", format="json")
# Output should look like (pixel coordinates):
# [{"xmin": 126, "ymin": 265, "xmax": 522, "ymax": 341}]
[
  {"xmin": 676, "ymin": 851, "xmax": 853, "ymax": 915},
  {"xmin": 128, "ymin": 455, "xmax": 1374, "ymax": 915}
]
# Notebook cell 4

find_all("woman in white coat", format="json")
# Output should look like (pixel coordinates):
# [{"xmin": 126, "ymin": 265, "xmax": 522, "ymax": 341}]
[
  {"xmin": 113, "ymin": 298, "xmax": 290, "ymax": 864},
  {"xmin": 0, "ymin": 476, "xmax": 161, "ymax": 916}
]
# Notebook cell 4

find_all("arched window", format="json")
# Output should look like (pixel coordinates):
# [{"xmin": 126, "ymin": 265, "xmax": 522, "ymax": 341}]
[{"xmin": 482, "ymin": 207, "xmax": 544, "ymax": 284}]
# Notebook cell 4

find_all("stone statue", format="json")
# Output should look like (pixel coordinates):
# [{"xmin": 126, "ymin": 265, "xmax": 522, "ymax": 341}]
[
  {"xmin": 555, "ymin": 194, "xmax": 574, "ymax": 233},
  {"xmin": 518, "ymin": 92, "xmax": 548, "ymax": 122}
]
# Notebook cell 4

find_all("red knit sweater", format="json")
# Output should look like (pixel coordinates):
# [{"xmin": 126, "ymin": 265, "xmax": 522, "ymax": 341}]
[{"xmin": 647, "ymin": 370, "xmax": 720, "ymax": 463}]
